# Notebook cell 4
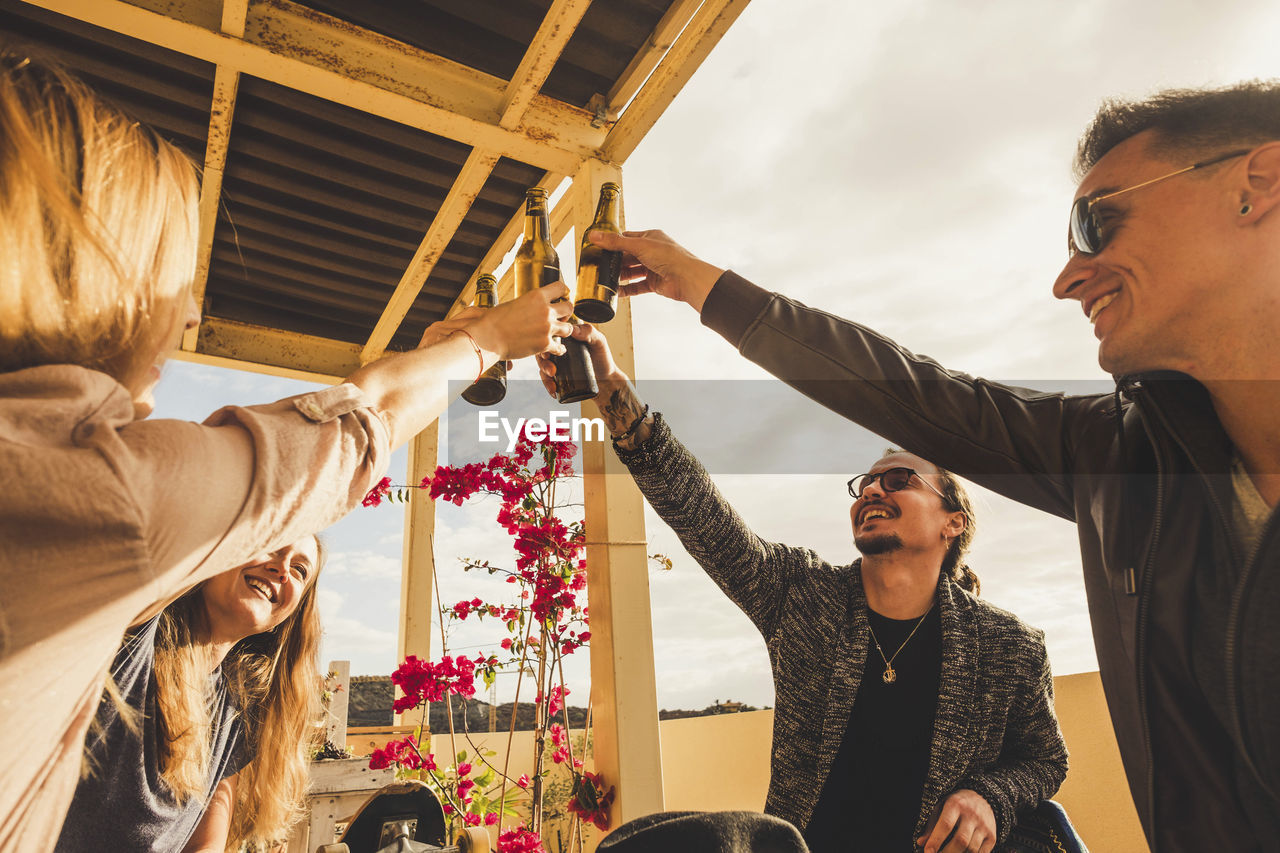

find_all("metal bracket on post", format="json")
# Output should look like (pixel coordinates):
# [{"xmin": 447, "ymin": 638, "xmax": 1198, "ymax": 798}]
[{"xmin": 586, "ymin": 93, "xmax": 612, "ymax": 128}]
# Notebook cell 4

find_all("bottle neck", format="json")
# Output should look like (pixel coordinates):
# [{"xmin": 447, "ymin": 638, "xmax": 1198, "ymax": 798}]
[
  {"xmin": 592, "ymin": 191, "xmax": 621, "ymax": 230},
  {"xmin": 523, "ymin": 202, "xmax": 551, "ymax": 243}
]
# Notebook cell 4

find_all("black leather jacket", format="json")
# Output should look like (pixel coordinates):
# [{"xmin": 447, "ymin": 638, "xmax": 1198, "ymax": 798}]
[{"xmin": 699, "ymin": 271, "xmax": 1280, "ymax": 851}]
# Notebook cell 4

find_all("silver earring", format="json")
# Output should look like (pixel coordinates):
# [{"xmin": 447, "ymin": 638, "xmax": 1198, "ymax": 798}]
[{"xmin": 1240, "ymin": 203, "xmax": 1253, "ymax": 216}]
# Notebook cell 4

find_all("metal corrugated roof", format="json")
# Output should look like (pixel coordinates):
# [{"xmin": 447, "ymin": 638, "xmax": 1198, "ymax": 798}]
[{"xmin": 0, "ymin": 0, "xmax": 748, "ymax": 379}]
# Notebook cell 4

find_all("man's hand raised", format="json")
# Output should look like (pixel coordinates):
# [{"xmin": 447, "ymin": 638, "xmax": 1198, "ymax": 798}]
[
  {"xmin": 586, "ymin": 229, "xmax": 725, "ymax": 312},
  {"xmin": 917, "ymin": 789, "xmax": 997, "ymax": 853},
  {"xmin": 534, "ymin": 322, "xmax": 627, "ymax": 403}
]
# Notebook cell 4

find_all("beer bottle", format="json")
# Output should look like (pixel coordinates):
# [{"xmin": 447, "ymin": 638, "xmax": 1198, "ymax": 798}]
[
  {"xmin": 574, "ymin": 182, "xmax": 623, "ymax": 323},
  {"xmin": 515, "ymin": 187, "xmax": 598, "ymax": 404},
  {"xmin": 460, "ymin": 274, "xmax": 507, "ymax": 406}
]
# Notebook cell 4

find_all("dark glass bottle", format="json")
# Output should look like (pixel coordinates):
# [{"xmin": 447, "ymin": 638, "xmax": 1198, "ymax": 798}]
[
  {"xmin": 514, "ymin": 187, "xmax": 597, "ymax": 404},
  {"xmin": 460, "ymin": 274, "xmax": 507, "ymax": 406},
  {"xmin": 574, "ymin": 181, "xmax": 623, "ymax": 323}
]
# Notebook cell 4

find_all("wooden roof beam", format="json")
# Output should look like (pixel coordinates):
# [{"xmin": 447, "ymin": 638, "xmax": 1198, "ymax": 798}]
[
  {"xmin": 603, "ymin": 0, "xmax": 703, "ymax": 119},
  {"xmin": 182, "ymin": 0, "xmax": 249, "ymax": 353},
  {"xmin": 602, "ymin": 0, "xmax": 751, "ymax": 164},
  {"xmin": 359, "ymin": 148, "xmax": 502, "ymax": 363},
  {"xmin": 176, "ymin": 316, "xmax": 360, "ymax": 383},
  {"xmin": 499, "ymin": 0, "xmax": 593, "ymax": 129},
  {"xmin": 31, "ymin": 0, "xmax": 604, "ymax": 174}
]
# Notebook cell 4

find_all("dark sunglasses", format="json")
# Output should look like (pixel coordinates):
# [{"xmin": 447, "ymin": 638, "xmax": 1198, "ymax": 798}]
[
  {"xmin": 1068, "ymin": 148, "xmax": 1250, "ymax": 256},
  {"xmin": 847, "ymin": 467, "xmax": 947, "ymax": 501}
]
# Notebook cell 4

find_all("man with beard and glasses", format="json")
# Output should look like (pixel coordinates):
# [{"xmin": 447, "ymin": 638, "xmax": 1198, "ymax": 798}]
[{"xmin": 538, "ymin": 331, "xmax": 1068, "ymax": 853}]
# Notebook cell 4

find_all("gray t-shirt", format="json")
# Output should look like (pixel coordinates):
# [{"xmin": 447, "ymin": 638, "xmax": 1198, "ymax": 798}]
[{"xmin": 55, "ymin": 616, "xmax": 246, "ymax": 852}]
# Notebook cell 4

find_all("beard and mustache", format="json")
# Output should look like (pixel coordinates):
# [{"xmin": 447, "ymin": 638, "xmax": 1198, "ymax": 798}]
[{"xmin": 855, "ymin": 531, "xmax": 903, "ymax": 556}]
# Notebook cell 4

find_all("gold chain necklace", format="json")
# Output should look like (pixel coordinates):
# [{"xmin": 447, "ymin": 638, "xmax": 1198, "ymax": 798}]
[{"xmin": 867, "ymin": 604, "xmax": 933, "ymax": 684}]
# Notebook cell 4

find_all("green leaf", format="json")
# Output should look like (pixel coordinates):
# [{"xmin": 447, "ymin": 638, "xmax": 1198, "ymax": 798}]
[
  {"xmin": 474, "ymin": 768, "xmax": 495, "ymax": 788},
  {"xmin": 456, "ymin": 749, "xmax": 468, "ymax": 764}
]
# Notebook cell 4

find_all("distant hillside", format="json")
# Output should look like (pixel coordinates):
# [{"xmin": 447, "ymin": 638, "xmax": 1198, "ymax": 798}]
[
  {"xmin": 348, "ymin": 676, "xmax": 764, "ymax": 730},
  {"xmin": 348, "ymin": 676, "xmax": 587, "ymax": 731}
]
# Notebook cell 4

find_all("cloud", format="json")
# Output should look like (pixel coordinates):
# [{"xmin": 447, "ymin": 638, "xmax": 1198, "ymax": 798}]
[{"xmin": 325, "ymin": 549, "xmax": 403, "ymax": 581}]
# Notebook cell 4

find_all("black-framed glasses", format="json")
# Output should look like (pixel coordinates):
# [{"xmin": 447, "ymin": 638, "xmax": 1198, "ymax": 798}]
[
  {"xmin": 1068, "ymin": 148, "xmax": 1250, "ymax": 256},
  {"xmin": 847, "ymin": 467, "xmax": 947, "ymax": 501}
]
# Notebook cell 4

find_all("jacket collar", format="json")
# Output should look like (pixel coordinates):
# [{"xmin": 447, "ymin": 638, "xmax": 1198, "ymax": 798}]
[
  {"xmin": 1118, "ymin": 371, "xmax": 1233, "ymax": 473},
  {"xmin": 917, "ymin": 574, "xmax": 979, "ymax": 831}
]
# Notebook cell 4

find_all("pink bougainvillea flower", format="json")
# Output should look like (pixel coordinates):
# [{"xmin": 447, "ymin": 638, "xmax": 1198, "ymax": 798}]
[
  {"xmin": 516, "ymin": 774, "xmax": 530, "ymax": 789},
  {"xmin": 362, "ymin": 476, "xmax": 393, "ymax": 507},
  {"xmin": 546, "ymin": 686, "xmax": 569, "ymax": 716},
  {"xmin": 485, "ymin": 812, "xmax": 499, "ymax": 826},
  {"xmin": 566, "ymin": 771, "xmax": 615, "ymax": 831},
  {"xmin": 498, "ymin": 826, "xmax": 544, "ymax": 853},
  {"xmin": 367, "ymin": 745, "xmax": 393, "ymax": 770},
  {"xmin": 366, "ymin": 735, "xmax": 432, "ymax": 772}
]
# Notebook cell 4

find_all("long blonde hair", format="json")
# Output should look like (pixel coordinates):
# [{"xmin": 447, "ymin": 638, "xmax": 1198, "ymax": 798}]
[
  {"xmin": 154, "ymin": 540, "xmax": 327, "ymax": 850},
  {"xmin": 0, "ymin": 49, "xmax": 198, "ymax": 381}
]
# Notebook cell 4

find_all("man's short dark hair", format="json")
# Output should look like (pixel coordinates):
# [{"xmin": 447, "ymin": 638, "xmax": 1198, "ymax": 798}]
[{"xmin": 1074, "ymin": 80, "xmax": 1280, "ymax": 179}]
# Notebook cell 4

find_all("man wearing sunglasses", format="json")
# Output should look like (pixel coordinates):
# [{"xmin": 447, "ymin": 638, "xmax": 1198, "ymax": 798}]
[
  {"xmin": 538, "ymin": 332, "xmax": 1068, "ymax": 853},
  {"xmin": 584, "ymin": 81, "xmax": 1280, "ymax": 852}
]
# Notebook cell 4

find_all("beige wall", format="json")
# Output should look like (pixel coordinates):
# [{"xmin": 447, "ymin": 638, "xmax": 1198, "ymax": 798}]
[
  {"xmin": 344, "ymin": 672, "xmax": 1148, "ymax": 853},
  {"xmin": 1051, "ymin": 672, "xmax": 1149, "ymax": 853},
  {"xmin": 656, "ymin": 672, "xmax": 1149, "ymax": 853}
]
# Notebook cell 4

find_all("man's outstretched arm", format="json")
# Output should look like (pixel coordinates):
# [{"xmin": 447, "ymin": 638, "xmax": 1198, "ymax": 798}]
[{"xmin": 588, "ymin": 228, "xmax": 1114, "ymax": 522}]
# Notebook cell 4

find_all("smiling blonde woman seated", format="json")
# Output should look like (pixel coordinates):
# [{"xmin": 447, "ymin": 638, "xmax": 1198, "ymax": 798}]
[{"xmin": 55, "ymin": 536, "xmax": 325, "ymax": 853}]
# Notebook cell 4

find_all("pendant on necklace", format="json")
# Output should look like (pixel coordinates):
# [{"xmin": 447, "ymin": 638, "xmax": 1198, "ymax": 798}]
[{"xmin": 882, "ymin": 666, "xmax": 897, "ymax": 684}]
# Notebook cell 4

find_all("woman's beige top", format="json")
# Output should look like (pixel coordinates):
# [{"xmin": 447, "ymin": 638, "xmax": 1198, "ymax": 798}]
[{"xmin": 0, "ymin": 365, "xmax": 390, "ymax": 853}]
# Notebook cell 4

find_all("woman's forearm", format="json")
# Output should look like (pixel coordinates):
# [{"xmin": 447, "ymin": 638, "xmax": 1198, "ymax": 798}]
[{"xmin": 346, "ymin": 333, "xmax": 490, "ymax": 451}]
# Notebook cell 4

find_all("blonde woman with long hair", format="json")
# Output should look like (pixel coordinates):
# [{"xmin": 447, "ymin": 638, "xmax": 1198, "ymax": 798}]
[
  {"xmin": 57, "ymin": 536, "xmax": 325, "ymax": 852},
  {"xmin": 0, "ymin": 51, "xmax": 572, "ymax": 851}
]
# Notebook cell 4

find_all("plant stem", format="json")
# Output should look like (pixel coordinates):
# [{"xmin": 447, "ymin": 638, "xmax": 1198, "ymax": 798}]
[{"xmin": 497, "ymin": 613, "xmax": 534, "ymax": 838}]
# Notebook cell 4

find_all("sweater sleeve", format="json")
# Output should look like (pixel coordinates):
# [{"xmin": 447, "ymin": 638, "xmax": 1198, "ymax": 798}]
[
  {"xmin": 614, "ymin": 412, "xmax": 816, "ymax": 641},
  {"xmin": 957, "ymin": 633, "xmax": 1070, "ymax": 841}
]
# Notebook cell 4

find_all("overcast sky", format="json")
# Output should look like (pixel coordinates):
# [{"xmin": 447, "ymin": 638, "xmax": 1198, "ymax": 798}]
[{"xmin": 154, "ymin": 0, "xmax": 1280, "ymax": 710}]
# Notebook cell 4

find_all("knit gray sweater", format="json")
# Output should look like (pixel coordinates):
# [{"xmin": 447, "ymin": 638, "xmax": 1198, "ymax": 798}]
[{"xmin": 616, "ymin": 414, "xmax": 1068, "ymax": 842}]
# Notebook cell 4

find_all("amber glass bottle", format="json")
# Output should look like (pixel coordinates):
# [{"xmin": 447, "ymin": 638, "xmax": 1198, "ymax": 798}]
[
  {"xmin": 574, "ymin": 182, "xmax": 623, "ymax": 323},
  {"xmin": 460, "ymin": 274, "xmax": 507, "ymax": 406},
  {"xmin": 515, "ymin": 187, "xmax": 597, "ymax": 404}
]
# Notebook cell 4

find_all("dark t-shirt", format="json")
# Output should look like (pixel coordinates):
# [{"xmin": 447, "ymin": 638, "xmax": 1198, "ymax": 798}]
[
  {"xmin": 55, "ymin": 616, "xmax": 247, "ymax": 853},
  {"xmin": 804, "ymin": 606, "xmax": 942, "ymax": 853}
]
